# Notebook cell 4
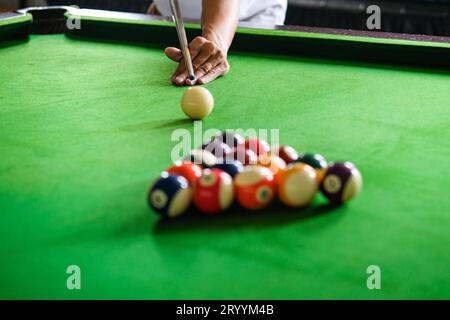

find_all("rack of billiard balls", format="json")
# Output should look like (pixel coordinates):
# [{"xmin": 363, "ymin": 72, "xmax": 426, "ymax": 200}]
[{"xmin": 148, "ymin": 131, "xmax": 363, "ymax": 219}]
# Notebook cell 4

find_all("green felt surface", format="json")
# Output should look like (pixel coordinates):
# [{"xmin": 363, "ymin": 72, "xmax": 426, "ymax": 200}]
[{"xmin": 1, "ymin": 34, "xmax": 450, "ymax": 299}]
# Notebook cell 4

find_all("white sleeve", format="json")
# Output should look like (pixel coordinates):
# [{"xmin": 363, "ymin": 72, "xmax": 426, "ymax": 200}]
[
  {"xmin": 154, "ymin": 0, "xmax": 203, "ymax": 20},
  {"xmin": 154, "ymin": 0, "xmax": 288, "ymax": 25},
  {"xmin": 240, "ymin": 0, "xmax": 288, "ymax": 25}
]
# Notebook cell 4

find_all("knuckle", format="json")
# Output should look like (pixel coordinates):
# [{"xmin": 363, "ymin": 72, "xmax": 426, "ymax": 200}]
[
  {"xmin": 217, "ymin": 51, "xmax": 226, "ymax": 60},
  {"xmin": 199, "ymin": 63, "xmax": 211, "ymax": 74},
  {"xmin": 205, "ymin": 62, "xmax": 214, "ymax": 71},
  {"xmin": 205, "ymin": 42, "xmax": 215, "ymax": 51},
  {"xmin": 193, "ymin": 36, "xmax": 206, "ymax": 45}
]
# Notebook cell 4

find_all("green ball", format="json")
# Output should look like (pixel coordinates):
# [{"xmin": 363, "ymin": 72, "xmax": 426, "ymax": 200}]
[{"xmin": 295, "ymin": 153, "xmax": 328, "ymax": 169}]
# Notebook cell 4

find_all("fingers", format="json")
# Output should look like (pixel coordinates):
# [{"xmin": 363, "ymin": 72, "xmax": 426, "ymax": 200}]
[
  {"xmin": 188, "ymin": 36, "xmax": 208, "ymax": 61},
  {"xmin": 187, "ymin": 46, "xmax": 225, "ymax": 85},
  {"xmin": 167, "ymin": 36, "xmax": 229, "ymax": 86},
  {"xmin": 197, "ymin": 61, "xmax": 230, "ymax": 85},
  {"xmin": 191, "ymin": 41, "xmax": 216, "ymax": 71},
  {"xmin": 172, "ymin": 62, "xmax": 187, "ymax": 86},
  {"xmin": 165, "ymin": 47, "xmax": 183, "ymax": 62},
  {"xmin": 172, "ymin": 37, "xmax": 209, "ymax": 85}
]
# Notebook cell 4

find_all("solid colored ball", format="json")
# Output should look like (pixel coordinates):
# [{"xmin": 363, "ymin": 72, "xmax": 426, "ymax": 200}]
[
  {"xmin": 320, "ymin": 162, "xmax": 363, "ymax": 204},
  {"xmin": 194, "ymin": 169, "xmax": 234, "ymax": 214},
  {"xmin": 234, "ymin": 166, "xmax": 276, "ymax": 210},
  {"xmin": 232, "ymin": 147, "xmax": 258, "ymax": 166},
  {"xmin": 277, "ymin": 163, "xmax": 318, "ymax": 208},
  {"xmin": 258, "ymin": 153, "xmax": 287, "ymax": 180},
  {"xmin": 272, "ymin": 145, "xmax": 299, "ymax": 164},
  {"xmin": 167, "ymin": 161, "xmax": 202, "ymax": 185},
  {"xmin": 181, "ymin": 87, "xmax": 214, "ymax": 120},
  {"xmin": 148, "ymin": 172, "xmax": 192, "ymax": 218},
  {"xmin": 200, "ymin": 141, "xmax": 232, "ymax": 160},
  {"xmin": 293, "ymin": 153, "xmax": 328, "ymax": 183},
  {"xmin": 184, "ymin": 149, "xmax": 217, "ymax": 168},
  {"xmin": 245, "ymin": 138, "xmax": 271, "ymax": 156},
  {"xmin": 211, "ymin": 159, "xmax": 244, "ymax": 178},
  {"xmin": 213, "ymin": 130, "xmax": 245, "ymax": 150}
]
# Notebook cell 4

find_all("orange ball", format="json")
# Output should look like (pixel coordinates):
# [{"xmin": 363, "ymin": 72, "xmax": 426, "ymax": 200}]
[
  {"xmin": 258, "ymin": 153, "xmax": 287, "ymax": 180},
  {"xmin": 234, "ymin": 166, "xmax": 276, "ymax": 210}
]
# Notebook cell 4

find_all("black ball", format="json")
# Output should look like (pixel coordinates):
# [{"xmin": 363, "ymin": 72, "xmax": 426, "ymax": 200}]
[
  {"xmin": 211, "ymin": 159, "xmax": 244, "ymax": 178},
  {"xmin": 148, "ymin": 172, "xmax": 192, "ymax": 218}
]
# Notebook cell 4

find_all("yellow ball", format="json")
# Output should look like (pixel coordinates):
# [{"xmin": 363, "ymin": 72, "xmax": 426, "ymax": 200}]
[
  {"xmin": 277, "ymin": 163, "xmax": 318, "ymax": 208},
  {"xmin": 181, "ymin": 87, "xmax": 214, "ymax": 120}
]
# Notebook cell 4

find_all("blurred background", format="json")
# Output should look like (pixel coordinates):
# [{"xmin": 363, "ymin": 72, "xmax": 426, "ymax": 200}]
[{"xmin": 0, "ymin": 0, "xmax": 448, "ymax": 36}]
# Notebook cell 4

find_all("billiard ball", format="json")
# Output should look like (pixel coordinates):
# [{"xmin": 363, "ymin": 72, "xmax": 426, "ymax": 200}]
[
  {"xmin": 277, "ymin": 163, "xmax": 318, "ymax": 207},
  {"xmin": 167, "ymin": 161, "xmax": 202, "ymax": 185},
  {"xmin": 200, "ymin": 141, "xmax": 232, "ymax": 160},
  {"xmin": 320, "ymin": 162, "xmax": 363, "ymax": 204},
  {"xmin": 184, "ymin": 149, "xmax": 217, "ymax": 168},
  {"xmin": 194, "ymin": 169, "xmax": 234, "ymax": 214},
  {"xmin": 232, "ymin": 147, "xmax": 258, "ymax": 166},
  {"xmin": 148, "ymin": 172, "xmax": 192, "ymax": 218},
  {"xmin": 245, "ymin": 138, "xmax": 270, "ymax": 156},
  {"xmin": 234, "ymin": 166, "xmax": 276, "ymax": 210},
  {"xmin": 211, "ymin": 159, "xmax": 244, "ymax": 178},
  {"xmin": 213, "ymin": 130, "xmax": 245, "ymax": 150},
  {"xmin": 293, "ymin": 153, "xmax": 328, "ymax": 183},
  {"xmin": 181, "ymin": 87, "xmax": 214, "ymax": 120},
  {"xmin": 271, "ymin": 145, "xmax": 299, "ymax": 164},
  {"xmin": 258, "ymin": 153, "xmax": 287, "ymax": 179}
]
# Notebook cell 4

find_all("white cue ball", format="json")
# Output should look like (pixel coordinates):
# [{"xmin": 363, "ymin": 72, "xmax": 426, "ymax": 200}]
[{"xmin": 181, "ymin": 87, "xmax": 214, "ymax": 120}]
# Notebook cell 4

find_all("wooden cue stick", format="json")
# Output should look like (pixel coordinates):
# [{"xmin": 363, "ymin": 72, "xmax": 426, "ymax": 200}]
[{"xmin": 169, "ymin": 0, "xmax": 195, "ymax": 81}]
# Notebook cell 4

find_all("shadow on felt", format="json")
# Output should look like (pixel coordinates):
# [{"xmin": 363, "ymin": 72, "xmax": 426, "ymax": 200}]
[
  {"xmin": 119, "ymin": 118, "xmax": 192, "ymax": 132},
  {"xmin": 152, "ymin": 200, "xmax": 344, "ymax": 236}
]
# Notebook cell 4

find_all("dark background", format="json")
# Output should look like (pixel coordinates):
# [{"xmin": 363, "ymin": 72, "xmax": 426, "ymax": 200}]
[{"xmin": 3, "ymin": 0, "xmax": 450, "ymax": 36}]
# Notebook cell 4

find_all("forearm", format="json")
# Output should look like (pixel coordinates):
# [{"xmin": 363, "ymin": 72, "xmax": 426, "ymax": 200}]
[{"xmin": 201, "ymin": 0, "xmax": 239, "ymax": 53}]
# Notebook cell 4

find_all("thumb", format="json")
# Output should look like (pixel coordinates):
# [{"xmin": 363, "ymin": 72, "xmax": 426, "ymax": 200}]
[{"xmin": 165, "ymin": 47, "xmax": 183, "ymax": 62}]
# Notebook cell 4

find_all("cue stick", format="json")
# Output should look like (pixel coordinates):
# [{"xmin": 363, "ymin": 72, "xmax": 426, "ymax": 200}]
[{"xmin": 169, "ymin": 0, "xmax": 196, "ymax": 81}]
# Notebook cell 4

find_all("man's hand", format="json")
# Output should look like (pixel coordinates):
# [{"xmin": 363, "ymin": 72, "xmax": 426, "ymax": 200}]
[{"xmin": 165, "ymin": 36, "xmax": 230, "ymax": 86}]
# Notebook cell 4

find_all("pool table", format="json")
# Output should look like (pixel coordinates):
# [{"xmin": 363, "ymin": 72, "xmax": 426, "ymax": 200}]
[{"xmin": 0, "ymin": 6, "xmax": 449, "ymax": 300}]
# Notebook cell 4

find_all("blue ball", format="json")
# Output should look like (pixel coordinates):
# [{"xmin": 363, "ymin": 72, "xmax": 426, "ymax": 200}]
[
  {"xmin": 211, "ymin": 159, "xmax": 244, "ymax": 178},
  {"xmin": 148, "ymin": 172, "xmax": 193, "ymax": 218}
]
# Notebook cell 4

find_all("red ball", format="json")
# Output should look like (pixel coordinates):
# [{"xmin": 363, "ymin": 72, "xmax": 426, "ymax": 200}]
[
  {"xmin": 167, "ymin": 161, "xmax": 202, "ymax": 185},
  {"xmin": 245, "ymin": 138, "xmax": 270, "ymax": 156},
  {"xmin": 194, "ymin": 169, "xmax": 234, "ymax": 214},
  {"xmin": 234, "ymin": 166, "xmax": 276, "ymax": 210}
]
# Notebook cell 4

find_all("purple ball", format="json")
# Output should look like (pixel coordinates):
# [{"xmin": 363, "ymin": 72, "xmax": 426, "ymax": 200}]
[
  {"xmin": 200, "ymin": 141, "xmax": 232, "ymax": 160},
  {"xmin": 213, "ymin": 131, "xmax": 245, "ymax": 150},
  {"xmin": 320, "ymin": 162, "xmax": 362, "ymax": 204}
]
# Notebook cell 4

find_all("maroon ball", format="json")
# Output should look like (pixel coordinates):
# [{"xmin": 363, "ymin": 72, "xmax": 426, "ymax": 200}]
[{"xmin": 273, "ymin": 145, "xmax": 299, "ymax": 164}]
